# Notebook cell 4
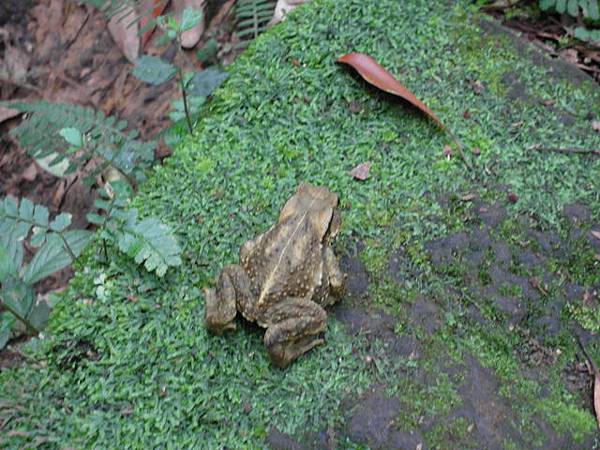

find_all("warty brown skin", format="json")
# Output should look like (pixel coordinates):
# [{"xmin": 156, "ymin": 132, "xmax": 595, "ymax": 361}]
[{"xmin": 204, "ymin": 183, "xmax": 346, "ymax": 368}]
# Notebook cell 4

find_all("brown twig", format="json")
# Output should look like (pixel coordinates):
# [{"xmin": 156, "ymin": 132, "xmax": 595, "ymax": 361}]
[{"xmin": 528, "ymin": 144, "xmax": 600, "ymax": 156}]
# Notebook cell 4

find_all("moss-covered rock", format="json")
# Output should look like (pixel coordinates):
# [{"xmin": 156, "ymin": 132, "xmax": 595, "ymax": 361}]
[{"xmin": 2, "ymin": 0, "xmax": 599, "ymax": 448}]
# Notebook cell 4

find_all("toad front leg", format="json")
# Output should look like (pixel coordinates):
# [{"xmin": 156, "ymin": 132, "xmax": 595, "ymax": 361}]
[
  {"xmin": 263, "ymin": 298, "xmax": 327, "ymax": 368},
  {"xmin": 204, "ymin": 265, "xmax": 250, "ymax": 335}
]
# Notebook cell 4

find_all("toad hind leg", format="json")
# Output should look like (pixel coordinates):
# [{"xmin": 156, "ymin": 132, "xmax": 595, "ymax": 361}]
[
  {"xmin": 204, "ymin": 265, "xmax": 246, "ymax": 335},
  {"xmin": 263, "ymin": 298, "xmax": 327, "ymax": 368}
]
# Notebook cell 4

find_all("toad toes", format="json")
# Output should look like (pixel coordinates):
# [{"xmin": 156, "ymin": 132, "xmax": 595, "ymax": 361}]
[{"xmin": 204, "ymin": 183, "xmax": 346, "ymax": 368}]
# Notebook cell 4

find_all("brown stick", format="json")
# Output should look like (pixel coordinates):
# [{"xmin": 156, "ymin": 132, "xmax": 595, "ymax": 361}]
[{"xmin": 528, "ymin": 144, "xmax": 600, "ymax": 156}]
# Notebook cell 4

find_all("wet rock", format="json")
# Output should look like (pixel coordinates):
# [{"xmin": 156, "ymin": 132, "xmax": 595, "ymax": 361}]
[
  {"xmin": 340, "ymin": 254, "xmax": 369, "ymax": 298},
  {"xmin": 516, "ymin": 249, "xmax": 543, "ymax": 269},
  {"xmin": 345, "ymin": 387, "xmax": 424, "ymax": 450},
  {"xmin": 334, "ymin": 306, "xmax": 421, "ymax": 358},
  {"xmin": 425, "ymin": 231, "xmax": 470, "ymax": 266},
  {"xmin": 453, "ymin": 356, "xmax": 524, "ymax": 450},
  {"xmin": 409, "ymin": 298, "xmax": 442, "ymax": 336},
  {"xmin": 472, "ymin": 202, "xmax": 507, "ymax": 228},
  {"xmin": 587, "ymin": 225, "xmax": 600, "ymax": 252},
  {"xmin": 491, "ymin": 242, "xmax": 512, "ymax": 268},
  {"xmin": 267, "ymin": 428, "xmax": 306, "ymax": 450},
  {"xmin": 388, "ymin": 246, "xmax": 421, "ymax": 284},
  {"xmin": 529, "ymin": 230, "xmax": 564, "ymax": 256},
  {"xmin": 563, "ymin": 203, "xmax": 591, "ymax": 225}
]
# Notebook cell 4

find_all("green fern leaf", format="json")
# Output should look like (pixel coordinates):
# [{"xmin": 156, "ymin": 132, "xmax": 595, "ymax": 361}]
[
  {"xmin": 91, "ymin": 184, "xmax": 182, "ymax": 277},
  {"xmin": 116, "ymin": 213, "xmax": 182, "ymax": 277},
  {"xmin": 4, "ymin": 101, "xmax": 155, "ymax": 184},
  {"xmin": 235, "ymin": 0, "xmax": 276, "ymax": 45}
]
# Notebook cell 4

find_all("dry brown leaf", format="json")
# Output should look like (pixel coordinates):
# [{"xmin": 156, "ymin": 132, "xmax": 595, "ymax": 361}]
[
  {"xmin": 461, "ymin": 193, "xmax": 477, "ymax": 202},
  {"xmin": 337, "ymin": 52, "xmax": 473, "ymax": 170},
  {"xmin": 108, "ymin": 5, "xmax": 140, "ymax": 63},
  {"xmin": 0, "ymin": 105, "xmax": 20, "ymax": 124},
  {"xmin": 349, "ymin": 162, "xmax": 371, "ymax": 181},
  {"xmin": 337, "ymin": 52, "xmax": 445, "ymax": 129}
]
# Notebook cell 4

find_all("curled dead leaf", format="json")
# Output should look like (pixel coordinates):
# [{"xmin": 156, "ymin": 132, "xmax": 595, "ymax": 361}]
[
  {"xmin": 337, "ymin": 52, "xmax": 444, "ymax": 129},
  {"xmin": 349, "ymin": 162, "xmax": 371, "ymax": 181},
  {"xmin": 337, "ymin": 52, "xmax": 472, "ymax": 170}
]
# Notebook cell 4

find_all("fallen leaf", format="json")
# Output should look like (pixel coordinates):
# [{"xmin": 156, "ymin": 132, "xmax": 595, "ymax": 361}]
[
  {"xmin": 0, "ymin": 105, "xmax": 20, "ymax": 124},
  {"xmin": 461, "ymin": 193, "xmax": 477, "ymax": 202},
  {"xmin": 108, "ymin": 5, "xmax": 140, "ymax": 63},
  {"xmin": 591, "ymin": 230, "xmax": 600, "ymax": 241},
  {"xmin": 349, "ymin": 162, "xmax": 371, "ymax": 181},
  {"xmin": 337, "ymin": 52, "xmax": 445, "ymax": 129},
  {"xmin": 337, "ymin": 52, "xmax": 473, "ymax": 170},
  {"xmin": 593, "ymin": 120, "xmax": 600, "ymax": 132}
]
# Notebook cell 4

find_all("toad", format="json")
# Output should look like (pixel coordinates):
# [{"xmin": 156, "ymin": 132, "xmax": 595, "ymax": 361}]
[{"xmin": 204, "ymin": 183, "xmax": 346, "ymax": 368}]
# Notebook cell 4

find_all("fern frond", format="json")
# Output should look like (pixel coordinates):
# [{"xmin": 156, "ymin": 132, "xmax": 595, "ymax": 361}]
[
  {"xmin": 235, "ymin": 0, "xmax": 276, "ymax": 47},
  {"xmin": 540, "ymin": 0, "xmax": 599, "ymax": 20},
  {"xmin": 117, "ymin": 211, "xmax": 183, "ymax": 277},
  {"xmin": 4, "ymin": 101, "xmax": 155, "ymax": 184},
  {"xmin": 89, "ymin": 184, "xmax": 182, "ymax": 277}
]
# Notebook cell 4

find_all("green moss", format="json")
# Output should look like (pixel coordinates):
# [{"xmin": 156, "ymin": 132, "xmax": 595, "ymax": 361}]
[{"xmin": 537, "ymin": 398, "xmax": 597, "ymax": 442}]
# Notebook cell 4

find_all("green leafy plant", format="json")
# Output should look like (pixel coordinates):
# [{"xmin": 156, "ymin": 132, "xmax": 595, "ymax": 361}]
[
  {"xmin": 235, "ymin": 0, "xmax": 277, "ymax": 48},
  {"xmin": 88, "ymin": 182, "xmax": 182, "ymax": 277},
  {"xmin": 132, "ymin": 7, "xmax": 228, "ymax": 134},
  {"xmin": 539, "ymin": 0, "xmax": 599, "ymax": 19},
  {"xmin": 4, "ymin": 101, "xmax": 155, "ymax": 186},
  {"xmin": 539, "ymin": 0, "xmax": 600, "ymax": 45},
  {"xmin": 78, "ymin": 0, "xmax": 167, "ymax": 23},
  {"xmin": 0, "ymin": 198, "xmax": 93, "ymax": 348}
]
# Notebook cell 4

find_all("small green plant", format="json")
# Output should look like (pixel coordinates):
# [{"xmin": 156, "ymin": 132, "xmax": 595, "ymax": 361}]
[
  {"xmin": 539, "ymin": 0, "xmax": 600, "ymax": 44},
  {"xmin": 4, "ymin": 101, "xmax": 155, "ymax": 186},
  {"xmin": 539, "ymin": 0, "xmax": 599, "ymax": 19},
  {"xmin": 132, "ymin": 7, "xmax": 228, "ymax": 134},
  {"xmin": 235, "ymin": 0, "xmax": 277, "ymax": 48},
  {"xmin": 88, "ymin": 182, "xmax": 182, "ymax": 277},
  {"xmin": 0, "ymin": 198, "xmax": 93, "ymax": 348}
]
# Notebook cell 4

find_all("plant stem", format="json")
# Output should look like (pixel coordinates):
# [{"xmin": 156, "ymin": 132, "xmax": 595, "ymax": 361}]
[{"xmin": 178, "ymin": 67, "xmax": 193, "ymax": 134}]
